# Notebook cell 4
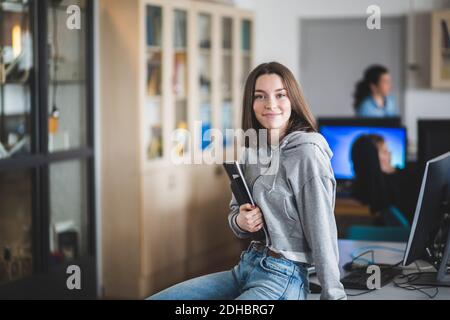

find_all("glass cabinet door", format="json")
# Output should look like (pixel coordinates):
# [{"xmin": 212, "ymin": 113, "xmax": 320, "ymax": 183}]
[
  {"xmin": 48, "ymin": 159, "xmax": 88, "ymax": 266},
  {"xmin": 146, "ymin": 5, "xmax": 163, "ymax": 160},
  {"xmin": 47, "ymin": 0, "xmax": 87, "ymax": 153},
  {"xmin": 241, "ymin": 19, "xmax": 252, "ymax": 86},
  {"xmin": 173, "ymin": 9, "xmax": 189, "ymax": 157},
  {"xmin": 0, "ymin": 0, "xmax": 33, "ymax": 160},
  {"xmin": 0, "ymin": 169, "xmax": 33, "ymax": 285},
  {"xmin": 221, "ymin": 17, "xmax": 233, "ymax": 147},
  {"xmin": 197, "ymin": 13, "xmax": 212, "ymax": 151}
]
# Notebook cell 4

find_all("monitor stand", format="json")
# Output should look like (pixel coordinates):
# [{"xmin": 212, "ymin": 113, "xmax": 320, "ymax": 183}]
[
  {"xmin": 408, "ymin": 271, "xmax": 450, "ymax": 287},
  {"xmin": 410, "ymin": 204, "xmax": 450, "ymax": 287}
]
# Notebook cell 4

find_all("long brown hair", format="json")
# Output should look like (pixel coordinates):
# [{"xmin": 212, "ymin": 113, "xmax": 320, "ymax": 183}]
[{"xmin": 241, "ymin": 62, "xmax": 317, "ymax": 135}]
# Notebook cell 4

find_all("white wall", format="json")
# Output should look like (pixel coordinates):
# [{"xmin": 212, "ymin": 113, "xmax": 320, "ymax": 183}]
[{"xmin": 235, "ymin": 0, "xmax": 450, "ymax": 149}]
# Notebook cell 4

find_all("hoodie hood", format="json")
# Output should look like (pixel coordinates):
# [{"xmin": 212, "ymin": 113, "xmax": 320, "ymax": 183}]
[{"xmin": 279, "ymin": 131, "xmax": 333, "ymax": 160}]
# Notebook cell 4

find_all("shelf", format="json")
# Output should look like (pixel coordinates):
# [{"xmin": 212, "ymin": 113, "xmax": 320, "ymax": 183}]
[
  {"xmin": 147, "ymin": 95, "xmax": 162, "ymax": 101},
  {"xmin": 198, "ymin": 48, "xmax": 211, "ymax": 55},
  {"xmin": 147, "ymin": 46, "xmax": 162, "ymax": 52},
  {"xmin": 174, "ymin": 47, "xmax": 187, "ymax": 54},
  {"xmin": 175, "ymin": 95, "xmax": 188, "ymax": 101},
  {"xmin": 222, "ymin": 49, "xmax": 233, "ymax": 56},
  {"xmin": 0, "ymin": 1, "xmax": 27, "ymax": 13}
]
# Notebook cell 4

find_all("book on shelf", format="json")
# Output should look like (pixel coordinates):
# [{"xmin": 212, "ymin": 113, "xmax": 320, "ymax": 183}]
[
  {"xmin": 442, "ymin": 20, "xmax": 450, "ymax": 49},
  {"xmin": 241, "ymin": 20, "xmax": 251, "ymax": 51},
  {"xmin": 173, "ymin": 53, "xmax": 187, "ymax": 97},
  {"xmin": 146, "ymin": 7, "xmax": 162, "ymax": 47},
  {"xmin": 147, "ymin": 64, "xmax": 161, "ymax": 96},
  {"xmin": 174, "ymin": 11, "xmax": 187, "ymax": 48}
]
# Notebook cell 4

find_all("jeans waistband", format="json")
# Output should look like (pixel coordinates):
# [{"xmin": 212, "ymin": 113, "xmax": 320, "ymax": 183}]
[{"xmin": 246, "ymin": 241, "xmax": 310, "ymax": 271}]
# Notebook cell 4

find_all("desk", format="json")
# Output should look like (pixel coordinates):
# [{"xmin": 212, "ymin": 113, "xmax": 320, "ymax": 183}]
[
  {"xmin": 334, "ymin": 198, "xmax": 373, "ymax": 238},
  {"xmin": 308, "ymin": 240, "xmax": 450, "ymax": 300},
  {"xmin": 335, "ymin": 198, "xmax": 371, "ymax": 217}
]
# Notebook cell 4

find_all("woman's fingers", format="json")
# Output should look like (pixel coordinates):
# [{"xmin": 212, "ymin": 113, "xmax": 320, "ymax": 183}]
[
  {"xmin": 250, "ymin": 218, "xmax": 263, "ymax": 228},
  {"xmin": 245, "ymin": 211, "xmax": 262, "ymax": 224},
  {"xmin": 250, "ymin": 222, "xmax": 264, "ymax": 232},
  {"xmin": 240, "ymin": 203, "xmax": 254, "ymax": 212},
  {"xmin": 238, "ymin": 205, "xmax": 264, "ymax": 233}
]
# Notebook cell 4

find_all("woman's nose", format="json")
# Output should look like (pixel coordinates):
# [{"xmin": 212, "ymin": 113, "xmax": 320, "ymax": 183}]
[{"xmin": 265, "ymin": 97, "xmax": 276, "ymax": 109}]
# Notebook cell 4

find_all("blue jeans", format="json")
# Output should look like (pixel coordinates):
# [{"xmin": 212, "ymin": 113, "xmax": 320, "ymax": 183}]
[{"xmin": 147, "ymin": 242, "xmax": 309, "ymax": 300}]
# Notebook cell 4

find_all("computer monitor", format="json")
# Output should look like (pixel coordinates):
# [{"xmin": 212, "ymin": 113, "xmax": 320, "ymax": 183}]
[
  {"xmin": 318, "ymin": 118, "xmax": 407, "ymax": 181},
  {"xmin": 403, "ymin": 152, "xmax": 450, "ymax": 286},
  {"xmin": 418, "ymin": 120, "xmax": 450, "ymax": 169}
]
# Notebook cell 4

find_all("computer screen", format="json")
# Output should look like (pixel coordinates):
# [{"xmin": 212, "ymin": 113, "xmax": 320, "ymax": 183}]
[
  {"xmin": 320, "ymin": 125, "xmax": 407, "ymax": 180},
  {"xmin": 402, "ymin": 152, "xmax": 450, "ymax": 287},
  {"xmin": 418, "ymin": 120, "xmax": 450, "ymax": 169}
]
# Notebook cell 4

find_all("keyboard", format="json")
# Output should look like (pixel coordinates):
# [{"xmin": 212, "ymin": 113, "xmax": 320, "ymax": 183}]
[{"xmin": 341, "ymin": 265, "xmax": 403, "ymax": 290}]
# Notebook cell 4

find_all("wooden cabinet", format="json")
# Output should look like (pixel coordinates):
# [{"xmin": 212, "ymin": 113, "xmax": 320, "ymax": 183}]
[
  {"xmin": 100, "ymin": 0, "xmax": 253, "ymax": 298},
  {"xmin": 431, "ymin": 10, "xmax": 450, "ymax": 89}
]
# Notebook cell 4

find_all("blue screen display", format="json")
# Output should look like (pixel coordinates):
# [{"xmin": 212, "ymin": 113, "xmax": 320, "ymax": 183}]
[{"xmin": 320, "ymin": 126, "xmax": 407, "ymax": 180}]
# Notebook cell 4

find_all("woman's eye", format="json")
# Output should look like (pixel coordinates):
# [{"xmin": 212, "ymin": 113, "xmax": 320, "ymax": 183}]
[
  {"xmin": 277, "ymin": 93, "xmax": 287, "ymax": 99},
  {"xmin": 254, "ymin": 95, "xmax": 264, "ymax": 100}
]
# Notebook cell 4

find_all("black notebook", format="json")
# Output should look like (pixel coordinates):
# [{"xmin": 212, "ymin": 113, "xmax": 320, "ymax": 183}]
[{"xmin": 223, "ymin": 161, "xmax": 255, "ymax": 206}]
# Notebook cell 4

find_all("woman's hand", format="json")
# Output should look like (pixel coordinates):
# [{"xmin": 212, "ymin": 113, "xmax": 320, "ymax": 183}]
[{"xmin": 236, "ymin": 204, "xmax": 264, "ymax": 233}]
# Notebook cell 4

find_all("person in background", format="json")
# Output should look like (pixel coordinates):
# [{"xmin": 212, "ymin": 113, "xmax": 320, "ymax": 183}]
[
  {"xmin": 351, "ymin": 134, "xmax": 419, "ymax": 224},
  {"xmin": 353, "ymin": 65, "xmax": 398, "ymax": 117}
]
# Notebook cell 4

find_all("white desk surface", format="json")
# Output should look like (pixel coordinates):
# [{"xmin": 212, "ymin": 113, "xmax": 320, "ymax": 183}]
[{"xmin": 308, "ymin": 239, "xmax": 450, "ymax": 300}]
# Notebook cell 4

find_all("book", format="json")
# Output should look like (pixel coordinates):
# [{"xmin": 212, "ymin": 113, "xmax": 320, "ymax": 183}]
[
  {"xmin": 442, "ymin": 20, "xmax": 450, "ymax": 49},
  {"xmin": 223, "ymin": 161, "xmax": 254, "ymax": 206},
  {"xmin": 223, "ymin": 161, "xmax": 270, "ymax": 243}
]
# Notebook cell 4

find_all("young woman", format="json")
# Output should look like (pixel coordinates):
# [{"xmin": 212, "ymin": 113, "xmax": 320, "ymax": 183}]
[
  {"xmin": 353, "ymin": 65, "xmax": 398, "ymax": 118},
  {"xmin": 351, "ymin": 134, "xmax": 420, "ymax": 223},
  {"xmin": 148, "ymin": 62, "xmax": 346, "ymax": 300}
]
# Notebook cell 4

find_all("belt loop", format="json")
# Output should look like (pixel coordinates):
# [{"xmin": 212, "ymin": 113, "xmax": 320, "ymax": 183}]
[
  {"xmin": 259, "ymin": 253, "xmax": 267, "ymax": 269},
  {"xmin": 247, "ymin": 241, "xmax": 255, "ymax": 253}
]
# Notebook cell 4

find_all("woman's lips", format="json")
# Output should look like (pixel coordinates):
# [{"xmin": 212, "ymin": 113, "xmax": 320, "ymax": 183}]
[{"xmin": 263, "ymin": 113, "xmax": 282, "ymax": 117}]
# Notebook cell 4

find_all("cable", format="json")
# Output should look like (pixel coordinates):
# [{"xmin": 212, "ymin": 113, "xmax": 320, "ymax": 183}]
[
  {"xmin": 346, "ymin": 289, "xmax": 375, "ymax": 297},
  {"xmin": 351, "ymin": 249, "xmax": 375, "ymax": 265},
  {"xmin": 350, "ymin": 245, "xmax": 405, "ymax": 264},
  {"xmin": 344, "ymin": 249, "xmax": 440, "ymax": 299},
  {"xmin": 393, "ymin": 271, "xmax": 440, "ymax": 299}
]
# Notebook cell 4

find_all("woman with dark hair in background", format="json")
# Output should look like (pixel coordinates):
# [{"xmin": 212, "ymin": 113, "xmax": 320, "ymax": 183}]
[
  {"xmin": 353, "ymin": 65, "xmax": 398, "ymax": 117},
  {"xmin": 351, "ymin": 134, "xmax": 419, "ymax": 224}
]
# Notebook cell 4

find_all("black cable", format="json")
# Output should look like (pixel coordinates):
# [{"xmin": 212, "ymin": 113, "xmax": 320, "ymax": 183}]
[
  {"xmin": 346, "ymin": 265, "xmax": 440, "ymax": 299},
  {"xmin": 351, "ymin": 249, "xmax": 375, "ymax": 266},
  {"xmin": 393, "ymin": 272, "xmax": 439, "ymax": 299},
  {"xmin": 346, "ymin": 290, "xmax": 375, "ymax": 297}
]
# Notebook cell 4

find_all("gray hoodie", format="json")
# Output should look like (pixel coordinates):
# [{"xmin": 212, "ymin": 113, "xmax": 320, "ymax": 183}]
[{"xmin": 228, "ymin": 131, "xmax": 347, "ymax": 300}]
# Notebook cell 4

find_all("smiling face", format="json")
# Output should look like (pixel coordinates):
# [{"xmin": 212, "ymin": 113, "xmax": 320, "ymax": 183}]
[{"xmin": 253, "ymin": 74, "xmax": 292, "ymax": 138}]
